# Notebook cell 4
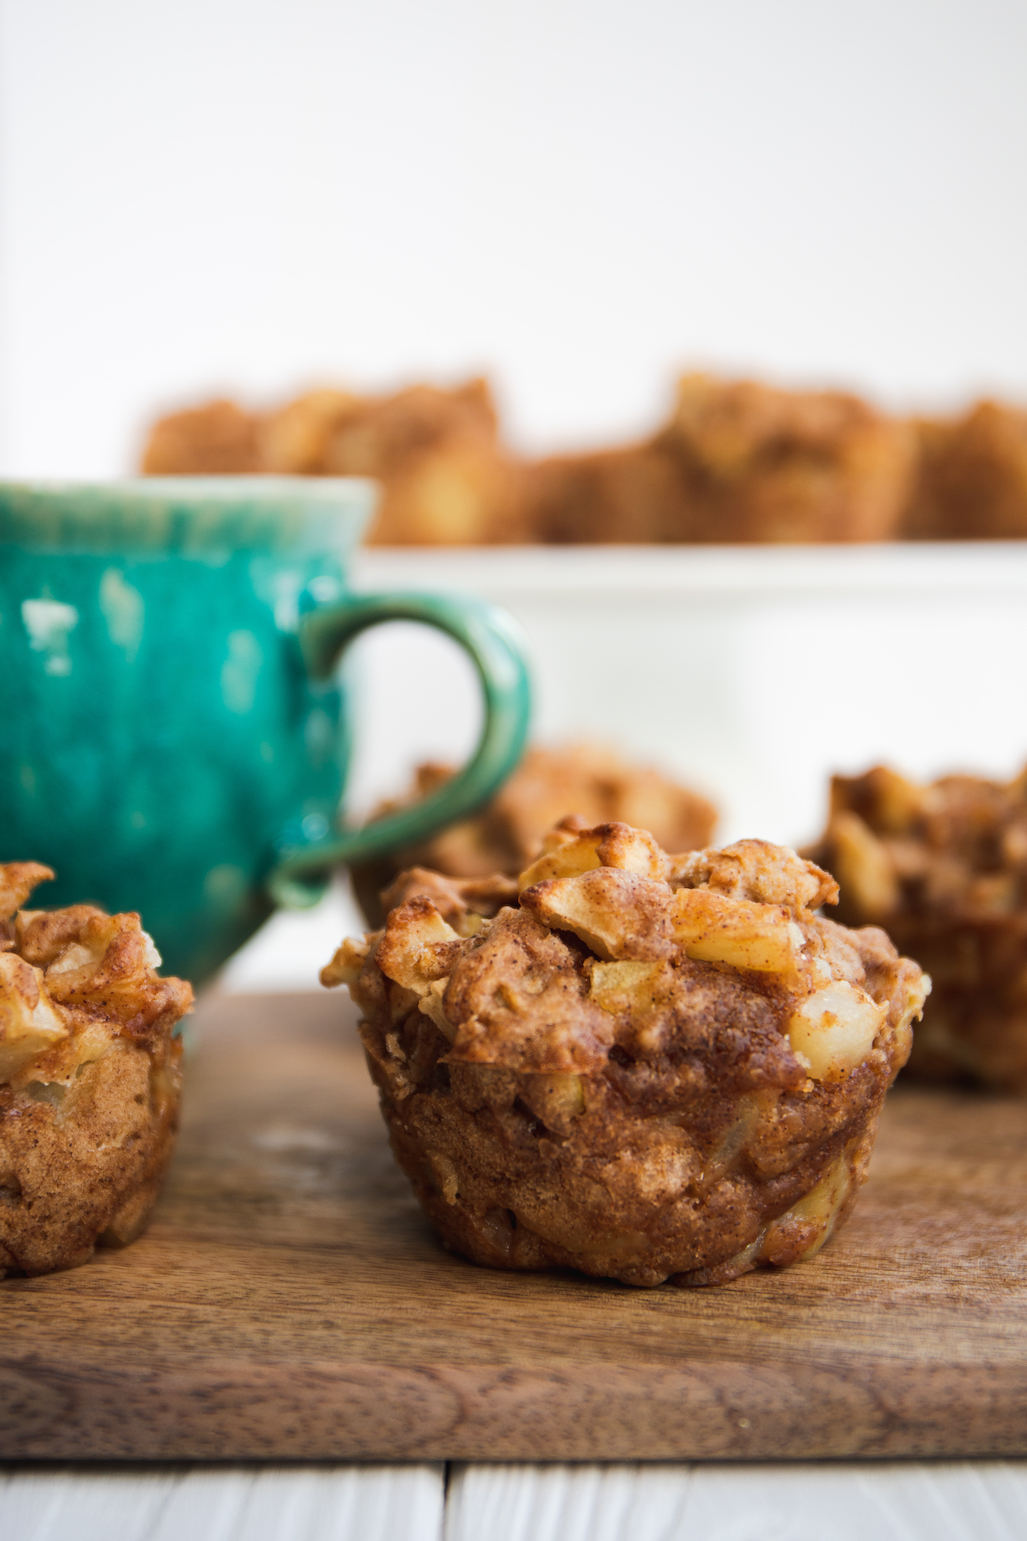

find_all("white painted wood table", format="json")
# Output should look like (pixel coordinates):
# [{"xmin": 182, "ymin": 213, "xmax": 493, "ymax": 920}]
[
  {"xmin": 4, "ymin": 1462, "xmax": 1027, "ymax": 1540},
  {"xmin": 5, "ymin": 887, "xmax": 1026, "ymax": 1539}
]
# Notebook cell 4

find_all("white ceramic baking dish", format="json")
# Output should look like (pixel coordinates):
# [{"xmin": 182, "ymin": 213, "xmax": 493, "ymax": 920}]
[{"xmin": 350, "ymin": 542, "xmax": 1027, "ymax": 849}]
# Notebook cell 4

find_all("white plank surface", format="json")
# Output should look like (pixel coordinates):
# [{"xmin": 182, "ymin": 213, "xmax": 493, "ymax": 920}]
[
  {"xmin": 4, "ymin": 1461, "xmax": 1027, "ymax": 1539},
  {"xmin": 0, "ymin": 1464, "xmax": 444, "ymax": 1541},
  {"xmin": 446, "ymin": 1463, "xmax": 696, "ymax": 1541},
  {"xmin": 445, "ymin": 1463, "xmax": 1027, "ymax": 1541}
]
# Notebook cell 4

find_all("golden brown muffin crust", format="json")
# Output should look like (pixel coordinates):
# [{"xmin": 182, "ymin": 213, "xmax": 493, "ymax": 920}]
[
  {"xmin": 325, "ymin": 826, "xmax": 926, "ymax": 1288},
  {"xmin": 0, "ymin": 865, "xmax": 193, "ymax": 1278}
]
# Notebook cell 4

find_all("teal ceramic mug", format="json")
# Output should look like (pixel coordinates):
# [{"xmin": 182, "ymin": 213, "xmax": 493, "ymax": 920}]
[{"xmin": 0, "ymin": 478, "xmax": 531, "ymax": 983}]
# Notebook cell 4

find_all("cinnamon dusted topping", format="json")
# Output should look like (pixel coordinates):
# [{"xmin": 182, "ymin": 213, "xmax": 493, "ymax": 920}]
[
  {"xmin": 668, "ymin": 838, "xmax": 839, "ymax": 912},
  {"xmin": 0, "ymin": 863, "xmax": 54, "ymax": 926}
]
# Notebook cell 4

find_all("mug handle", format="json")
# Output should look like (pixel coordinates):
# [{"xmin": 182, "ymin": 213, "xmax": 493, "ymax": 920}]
[{"xmin": 266, "ymin": 590, "xmax": 532, "ymax": 908}]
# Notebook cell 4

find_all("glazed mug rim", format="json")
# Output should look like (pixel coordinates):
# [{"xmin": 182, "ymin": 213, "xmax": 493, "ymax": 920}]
[{"xmin": 0, "ymin": 476, "xmax": 378, "ymax": 554}]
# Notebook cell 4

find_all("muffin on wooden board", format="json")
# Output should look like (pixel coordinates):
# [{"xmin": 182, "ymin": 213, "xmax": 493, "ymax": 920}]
[
  {"xmin": 324, "ymin": 825, "xmax": 926, "ymax": 1287},
  {"xmin": 0, "ymin": 862, "xmax": 192, "ymax": 1277},
  {"xmin": 807, "ymin": 764, "xmax": 1027, "ymax": 1088},
  {"xmin": 350, "ymin": 742, "xmax": 717, "ymax": 928}
]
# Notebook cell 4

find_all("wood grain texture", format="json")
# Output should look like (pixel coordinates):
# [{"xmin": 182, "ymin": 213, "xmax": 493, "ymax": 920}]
[{"xmin": 2, "ymin": 990, "xmax": 1027, "ymax": 1462}]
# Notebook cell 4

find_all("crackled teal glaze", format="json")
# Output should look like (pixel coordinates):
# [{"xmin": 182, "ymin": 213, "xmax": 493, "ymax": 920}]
[{"xmin": 0, "ymin": 479, "xmax": 531, "ymax": 984}]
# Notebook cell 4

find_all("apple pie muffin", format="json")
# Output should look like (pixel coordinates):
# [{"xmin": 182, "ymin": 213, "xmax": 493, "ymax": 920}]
[
  {"xmin": 324, "ymin": 825, "xmax": 926, "ymax": 1287},
  {"xmin": 509, "ymin": 443, "xmax": 689, "ymax": 544},
  {"xmin": 655, "ymin": 373, "xmax": 915, "ymax": 543},
  {"xmin": 903, "ymin": 400, "xmax": 1027, "ymax": 540},
  {"xmin": 807, "ymin": 765, "xmax": 1027, "ymax": 1088},
  {"xmin": 142, "ymin": 377, "xmax": 518, "ymax": 545},
  {"xmin": 0, "ymin": 862, "xmax": 193, "ymax": 1277}
]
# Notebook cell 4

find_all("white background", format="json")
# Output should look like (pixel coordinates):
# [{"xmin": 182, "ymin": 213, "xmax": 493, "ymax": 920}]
[
  {"xmin": 4, "ymin": 0, "xmax": 1027, "ymax": 990},
  {"xmin": 1, "ymin": 0, "xmax": 1027, "ymax": 475}
]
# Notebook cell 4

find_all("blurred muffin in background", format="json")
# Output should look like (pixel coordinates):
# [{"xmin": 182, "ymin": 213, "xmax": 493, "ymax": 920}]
[
  {"xmin": 141, "ymin": 398, "xmax": 264, "ymax": 475},
  {"xmin": 148, "ymin": 369, "xmax": 1021, "ymax": 546},
  {"xmin": 141, "ymin": 378, "xmax": 518, "ymax": 544},
  {"xmin": 510, "ymin": 443, "xmax": 688, "ymax": 543},
  {"xmin": 903, "ymin": 400, "xmax": 1027, "ymax": 539},
  {"xmin": 261, "ymin": 378, "xmax": 517, "ymax": 544},
  {"xmin": 806, "ymin": 764, "xmax": 1027, "ymax": 1089},
  {"xmin": 350, "ymin": 743, "xmax": 717, "ymax": 926},
  {"xmin": 654, "ymin": 373, "xmax": 915, "ymax": 543}
]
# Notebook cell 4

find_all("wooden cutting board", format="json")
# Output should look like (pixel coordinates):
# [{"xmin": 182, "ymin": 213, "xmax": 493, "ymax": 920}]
[{"xmin": 3, "ymin": 989, "xmax": 1027, "ymax": 1462}]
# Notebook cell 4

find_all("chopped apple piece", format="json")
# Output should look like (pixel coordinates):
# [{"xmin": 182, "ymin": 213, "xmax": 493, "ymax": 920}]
[
  {"xmin": 518, "ymin": 1072, "xmax": 585, "ymax": 1133},
  {"xmin": 518, "ymin": 838, "xmax": 603, "ymax": 893},
  {"xmin": 418, "ymin": 978, "xmax": 457, "ymax": 1041},
  {"xmin": 46, "ymin": 941, "xmax": 99, "ymax": 978},
  {"xmin": 671, "ymin": 888, "xmax": 805, "ymax": 974},
  {"xmin": 320, "ymin": 934, "xmax": 372, "ymax": 989},
  {"xmin": 764, "ymin": 1152, "xmax": 853, "ymax": 1262},
  {"xmin": 0, "ymin": 953, "xmax": 68, "ymax": 1082},
  {"xmin": 375, "ymin": 898, "xmax": 461, "ymax": 995},
  {"xmin": 518, "ymin": 822, "xmax": 666, "ymax": 892},
  {"xmin": 826, "ymin": 810, "xmax": 899, "ymax": 922},
  {"xmin": 787, "ymin": 981, "xmax": 886, "ymax": 1080},
  {"xmin": 0, "ymin": 863, "xmax": 54, "ymax": 923},
  {"xmin": 522, "ymin": 868, "xmax": 675, "ymax": 961}
]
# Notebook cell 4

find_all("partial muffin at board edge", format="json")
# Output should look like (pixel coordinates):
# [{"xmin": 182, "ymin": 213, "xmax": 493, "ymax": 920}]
[
  {"xmin": 806, "ymin": 763, "xmax": 1027, "ymax": 1089},
  {"xmin": 323, "ymin": 825, "xmax": 927, "ymax": 1288},
  {"xmin": 0, "ymin": 862, "xmax": 193, "ymax": 1278}
]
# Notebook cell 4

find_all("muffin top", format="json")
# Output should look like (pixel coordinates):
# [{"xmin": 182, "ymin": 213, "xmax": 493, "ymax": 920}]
[
  {"xmin": 0, "ymin": 862, "xmax": 193, "ymax": 1091},
  {"xmin": 326, "ymin": 824, "xmax": 926, "ymax": 1092}
]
